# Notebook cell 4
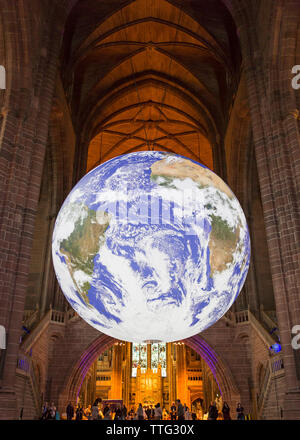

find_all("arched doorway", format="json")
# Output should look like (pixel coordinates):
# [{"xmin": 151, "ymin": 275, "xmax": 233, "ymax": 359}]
[
  {"xmin": 57, "ymin": 331, "xmax": 240, "ymax": 417},
  {"xmin": 191, "ymin": 397, "xmax": 204, "ymax": 419}
]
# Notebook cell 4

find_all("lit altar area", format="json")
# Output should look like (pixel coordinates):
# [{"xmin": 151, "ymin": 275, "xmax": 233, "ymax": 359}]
[{"xmin": 77, "ymin": 342, "xmax": 221, "ymax": 419}]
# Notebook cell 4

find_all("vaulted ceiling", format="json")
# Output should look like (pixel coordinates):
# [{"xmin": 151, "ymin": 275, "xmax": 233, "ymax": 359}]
[{"xmin": 61, "ymin": 0, "xmax": 241, "ymax": 173}]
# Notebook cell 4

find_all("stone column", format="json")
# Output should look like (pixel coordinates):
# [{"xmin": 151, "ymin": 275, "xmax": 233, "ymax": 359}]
[
  {"xmin": 123, "ymin": 343, "xmax": 131, "ymax": 408},
  {"xmin": 147, "ymin": 343, "xmax": 151, "ymax": 370},
  {"xmin": 135, "ymin": 365, "xmax": 141, "ymax": 407},
  {"xmin": 230, "ymin": 0, "xmax": 300, "ymax": 418},
  {"xmin": 157, "ymin": 364, "xmax": 163, "ymax": 406},
  {"xmin": 167, "ymin": 343, "xmax": 175, "ymax": 408},
  {"xmin": 175, "ymin": 344, "xmax": 189, "ymax": 405},
  {"xmin": 40, "ymin": 215, "xmax": 57, "ymax": 315},
  {"xmin": 201, "ymin": 359, "xmax": 210, "ymax": 413},
  {"xmin": 0, "ymin": 0, "xmax": 68, "ymax": 419},
  {"xmin": 110, "ymin": 344, "xmax": 123, "ymax": 399}
]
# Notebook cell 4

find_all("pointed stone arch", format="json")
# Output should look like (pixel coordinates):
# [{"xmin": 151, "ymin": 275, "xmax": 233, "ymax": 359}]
[
  {"xmin": 57, "ymin": 329, "xmax": 240, "ymax": 412},
  {"xmin": 58, "ymin": 332, "xmax": 116, "ymax": 410},
  {"xmin": 185, "ymin": 335, "xmax": 240, "ymax": 407}
]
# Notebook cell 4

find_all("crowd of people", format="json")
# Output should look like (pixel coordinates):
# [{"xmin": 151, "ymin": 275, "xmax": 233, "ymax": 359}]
[
  {"xmin": 40, "ymin": 398, "xmax": 247, "ymax": 420},
  {"xmin": 63, "ymin": 399, "xmax": 192, "ymax": 421},
  {"xmin": 205, "ymin": 401, "xmax": 246, "ymax": 420},
  {"xmin": 127, "ymin": 400, "xmax": 193, "ymax": 421},
  {"xmin": 40, "ymin": 402, "xmax": 61, "ymax": 420}
]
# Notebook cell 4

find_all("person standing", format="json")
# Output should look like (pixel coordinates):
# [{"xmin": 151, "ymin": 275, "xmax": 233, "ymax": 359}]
[
  {"xmin": 49, "ymin": 402, "xmax": 56, "ymax": 420},
  {"xmin": 75, "ymin": 405, "xmax": 84, "ymax": 420},
  {"xmin": 170, "ymin": 402, "xmax": 177, "ymax": 420},
  {"xmin": 154, "ymin": 403, "xmax": 162, "ymax": 420},
  {"xmin": 222, "ymin": 402, "xmax": 231, "ymax": 420},
  {"xmin": 115, "ymin": 407, "xmax": 122, "ymax": 420},
  {"xmin": 146, "ymin": 406, "xmax": 151, "ymax": 420},
  {"xmin": 121, "ymin": 404, "xmax": 127, "ymax": 420},
  {"xmin": 236, "ymin": 403, "xmax": 245, "ymax": 420},
  {"xmin": 41, "ymin": 402, "xmax": 49, "ymax": 420},
  {"xmin": 137, "ymin": 403, "xmax": 144, "ymax": 420},
  {"xmin": 208, "ymin": 401, "xmax": 219, "ymax": 420},
  {"xmin": 103, "ymin": 404, "xmax": 109, "ymax": 417},
  {"xmin": 129, "ymin": 407, "xmax": 135, "ymax": 420},
  {"xmin": 66, "ymin": 402, "xmax": 74, "ymax": 420},
  {"xmin": 143, "ymin": 406, "xmax": 147, "ymax": 420},
  {"xmin": 150, "ymin": 405, "xmax": 155, "ymax": 420},
  {"xmin": 184, "ymin": 405, "xmax": 191, "ymax": 420},
  {"xmin": 98, "ymin": 406, "xmax": 104, "ymax": 419},
  {"xmin": 103, "ymin": 404, "xmax": 111, "ymax": 420},
  {"xmin": 176, "ymin": 400, "xmax": 185, "ymax": 421},
  {"xmin": 91, "ymin": 401, "xmax": 99, "ymax": 420},
  {"xmin": 85, "ymin": 405, "xmax": 92, "ymax": 420},
  {"xmin": 162, "ymin": 407, "xmax": 168, "ymax": 420}
]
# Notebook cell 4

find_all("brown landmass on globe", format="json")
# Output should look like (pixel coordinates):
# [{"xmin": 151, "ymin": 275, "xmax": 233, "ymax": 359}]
[
  {"xmin": 208, "ymin": 223, "xmax": 240, "ymax": 274},
  {"xmin": 151, "ymin": 157, "xmax": 234, "ymax": 199},
  {"xmin": 151, "ymin": 157, "xmax": 241, "ymax": 275}
]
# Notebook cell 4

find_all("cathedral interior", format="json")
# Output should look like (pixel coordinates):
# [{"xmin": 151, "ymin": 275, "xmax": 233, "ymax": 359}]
[
  {"xmin": 78, "ymin": 342, "xmax": 220, "ymax": 419},
  {"xmin": 0, "ymin": 0, "xmax": 299, "ymax": 420}
]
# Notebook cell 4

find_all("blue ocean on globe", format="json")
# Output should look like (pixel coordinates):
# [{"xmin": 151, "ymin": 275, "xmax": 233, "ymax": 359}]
[{"xmin": 52, "ymin": 151, "xmax": 250, "ymax": 343}]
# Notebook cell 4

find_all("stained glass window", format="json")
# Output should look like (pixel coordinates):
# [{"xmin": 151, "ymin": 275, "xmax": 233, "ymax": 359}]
[
  {"xmin": 151, "ymin": 343, "xmax": 167, "ymax": 377},
  {"xmin": 131, "ymin": 343, "xmax": 147, "ymax": 377}
]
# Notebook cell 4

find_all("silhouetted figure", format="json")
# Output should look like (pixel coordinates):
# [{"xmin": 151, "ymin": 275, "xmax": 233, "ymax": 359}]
[
  {"xmin": 91, "ymin": 401, "xmax": 99, "ymax": 420},
  {"xmin": 184, "ymin": 404, "xmax": 191, "ymax": 420},
  {"xmin": 146, "ymin": 406, "xmax": 151, "ymax": 420},
  {"xmin": 170, "ymin": 402, "xmax": 177, "ymax": 420},
  {"xmin": 121, "ymin": 405, "xmax": 127, "ymax": 420},
  {"xmin": 208, "ymin": 401, "xmax": 218, "ymax": 420},
  {"xmin": 222, "ymin": 402, "xmax": 231, "ymax": 420},
  {"xmin": 48, "ymin": 402, "xmax": 56, "ymax": 420},
  {"xmin": 150, "ymin": 405, "xmax": 155, "ymax": 419},
  {"xmin": 236, "ymin": 403, "xmax": 245, "ymax": 420},
  {"xmin": 103, "ymin": 404, "xmax": 111, "ymax": 420},
  {"xmin": 41, "ymin": 402, "xmax": 49, "ymax": 420},
  {"xmin": 154, "ymin": 403, "xmax": 162, "ymax": 420},
  {"xmin": 75, "ymin": 405, "xmax": 84, "ymax": 420},
  {"xmin": 66, "ymin": 402, "xmax": 74, "ymax": 420},
  {"xmin": 115, "ymin": 407, "xmax": 122, "ymax": 420},
  {"xmin": 176, "ymin": 399, "xmax": 185, "ymax": 421},
  {"xmin": 137, "ymin": 403, "xmax": 144, "ymax": 420}
]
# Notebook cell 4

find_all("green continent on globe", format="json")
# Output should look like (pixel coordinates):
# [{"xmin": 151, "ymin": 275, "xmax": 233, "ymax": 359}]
[
  {"xmin": 59, "ymin": 206, "xmax": 110, "ymax": 304},
  {"xmin": 151, "ymin": 157, "xmax": 241, "ymax": 276}
]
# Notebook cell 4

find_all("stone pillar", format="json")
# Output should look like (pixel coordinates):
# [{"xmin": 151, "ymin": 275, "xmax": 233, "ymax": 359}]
[
  {"xmin": 123, "ymin": 343, "xmax": 131, "ymax": 408},
  {"xmin": 110, "ymin": 344, "xmax": 122, "ymax": 399},
  {"xmin": 40, "ymin": 215, "xmax": 57, "ymax": 315},
  {"xmin": 147, "ymin": 343, "xmax": 151, "ymax": 369},
  {"xmin": 0, "ymin": 0, "xmax": 68, "ymax": 419},
  {"xmin": 167, "ymin": 343, "xmax": 176, "ymax": 408},
  {"xmin": 91, "ymin": 362, "xmax": 97, "ymax": 405},
  {"xmin": 230, "ymin": 0, "xmax": 300, "ymax": 418},
  {"xmin": 175, "ymin": 344, "xmax": 189, "ymax": 405},
  {"xmin": 201, "ymin": 359, "xmax": 210, "ymax": 413},
  {"xmin": 157, "ymin": 364, "xmax": 163, "ymax": 406},
  {"xmin": 135, "ymin": 365, "xmax": 141, "ymax": 407}
]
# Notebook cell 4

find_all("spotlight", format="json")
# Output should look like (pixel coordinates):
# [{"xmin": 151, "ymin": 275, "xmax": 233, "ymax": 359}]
[{"xmin": 270, "ymin": 343, "xmax": 281, "ymax": 353}]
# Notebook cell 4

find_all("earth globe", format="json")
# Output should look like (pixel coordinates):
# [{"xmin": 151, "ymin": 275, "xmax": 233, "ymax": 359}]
[{"xmin": 52, "ymin": 151, "xmax": 250, "ymax": 343}]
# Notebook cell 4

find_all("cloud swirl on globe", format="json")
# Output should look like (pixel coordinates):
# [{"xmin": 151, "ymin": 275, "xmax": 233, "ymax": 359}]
[{"xmin": 52, "ymin": 152, "xmax": 250, "ymax": 343}]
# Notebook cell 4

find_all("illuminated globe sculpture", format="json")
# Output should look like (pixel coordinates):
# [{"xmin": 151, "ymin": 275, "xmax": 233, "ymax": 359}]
[{"xmin": 52, "ymin": 152, "xmax": 250, "ymax": 343}]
